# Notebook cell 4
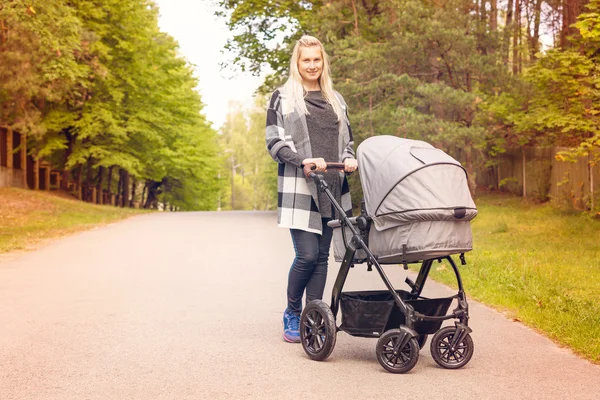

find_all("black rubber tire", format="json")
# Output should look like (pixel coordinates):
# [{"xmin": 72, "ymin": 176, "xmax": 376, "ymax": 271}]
[
  {"xmin": 300, "ymin": 300, "xmax": 337, "ymax": 361},
  {"xmin": 376, "ymin": 329, "xmax": 420, "ymax": 374},
  {"xmin": 416, "ymin": 334, "xmax": 428, "ymax": 349},
  {"xmin": 430, "ymin": 326, "xmax": 474, "ymax": 369}
]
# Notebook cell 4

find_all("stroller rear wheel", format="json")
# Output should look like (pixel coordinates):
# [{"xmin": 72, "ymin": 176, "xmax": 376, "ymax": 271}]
[
  {"xmin": 300, "ymin": 300, "xmax": 337, "ymax": 361},
  {"xmin": 376, "ymin": 329, "xmax": 419, "ymax": 373},
  {"xmin": 430, "ymin": 326, "xmax": 474, "ymax": 369}
]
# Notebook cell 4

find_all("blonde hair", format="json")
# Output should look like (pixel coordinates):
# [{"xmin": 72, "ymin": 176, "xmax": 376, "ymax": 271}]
[{"xmin": 281, "ymin": 35, "xmax": 344, "ymax": 121}]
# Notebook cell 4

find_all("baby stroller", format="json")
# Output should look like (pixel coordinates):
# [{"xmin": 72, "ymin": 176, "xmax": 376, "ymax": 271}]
[{"xmin": 300, "ymin": 135, "xmax": 478, "ymax": 374}]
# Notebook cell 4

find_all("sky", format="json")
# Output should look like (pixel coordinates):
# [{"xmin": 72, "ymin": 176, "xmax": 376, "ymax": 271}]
[{"xmin": 154, "ymin": 0, "xmax": 266, "ymax": 130}]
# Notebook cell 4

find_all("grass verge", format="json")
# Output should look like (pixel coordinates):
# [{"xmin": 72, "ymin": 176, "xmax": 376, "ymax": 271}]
[
  {"xmin": 0, "ymin": 188, "xmax": 146, "ymax": 255},
  {"xmin": 423, "ymin": 193, "xmax": 600, "ymax": 363}
]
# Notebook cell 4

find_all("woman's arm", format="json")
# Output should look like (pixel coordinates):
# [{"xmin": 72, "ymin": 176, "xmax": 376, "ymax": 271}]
[
  {"xmin": 276, "ymin": 147, "xmax": 304, "ymax": 168},
  {"xmin": 266, "ymin": 90, "xmax": 300, "ymax": 165}
]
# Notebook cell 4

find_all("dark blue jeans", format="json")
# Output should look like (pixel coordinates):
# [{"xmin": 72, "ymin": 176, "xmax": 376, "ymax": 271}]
[{"xmin": 287, "ymin": 218, "xmax": 333, "ymax": 315}]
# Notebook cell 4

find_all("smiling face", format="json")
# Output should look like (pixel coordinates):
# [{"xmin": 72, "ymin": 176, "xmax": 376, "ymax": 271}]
[{"xmin": 297, "ymin": 46, "xmax": 323, "ymax": 88}]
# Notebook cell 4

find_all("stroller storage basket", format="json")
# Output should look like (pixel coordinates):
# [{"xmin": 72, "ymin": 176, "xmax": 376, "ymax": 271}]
[{"xmin": 340, "ymin": 290, "xmax": 454, "ymax": 337}]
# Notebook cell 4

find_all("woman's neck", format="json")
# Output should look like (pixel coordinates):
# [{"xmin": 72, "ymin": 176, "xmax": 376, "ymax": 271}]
[{"xmin": 303, "ymin": 82, "xmax": 321, "ymax": 92}]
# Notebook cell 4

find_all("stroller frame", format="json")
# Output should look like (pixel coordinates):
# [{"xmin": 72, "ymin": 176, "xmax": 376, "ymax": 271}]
[{"xmin": 300, "ymin": 167, "xmax": 474, "ymax": 373}]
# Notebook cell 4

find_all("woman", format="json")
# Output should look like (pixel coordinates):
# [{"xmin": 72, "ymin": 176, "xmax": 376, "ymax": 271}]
[{"xmin": 265, "ymin": 35, "xmax": 358, "ymax": 343}]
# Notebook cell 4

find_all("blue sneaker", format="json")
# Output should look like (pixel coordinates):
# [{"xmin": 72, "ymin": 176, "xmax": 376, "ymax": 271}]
[{"xmin": 283, "ymin": 309, "xmax": 301, "ymax": 343}]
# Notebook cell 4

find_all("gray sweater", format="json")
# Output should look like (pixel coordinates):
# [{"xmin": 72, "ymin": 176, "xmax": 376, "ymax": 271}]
[{"xmin": 276, "ymin": 90, "xmax": 341, "ymax": 218}]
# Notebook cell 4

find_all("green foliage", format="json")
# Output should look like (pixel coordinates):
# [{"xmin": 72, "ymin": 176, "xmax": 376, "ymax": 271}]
[
  {"xmin": 1, "ymin": 0, "xmax": 222, "ymax": 210},
  {"xmin": 218, "ymin": 0, "xmax": 600, "ymax": 206},
  {"xmin": 0, "ymin": 1, "xmax": 84, "ymax": 134},
  {"xmin": 219, "ymin": 0, "xmax": 513, "ymax": 199},
  {"xmin": 218, "ymin": 98, "xmax": 277, "ymax": 210},
  {"xmin": 486, "ymin": 1, "xmax": 600, "ymax": 168},
  {"xmin": 217, "ymin": 0, "xmax": 318, "ymax": 78}
]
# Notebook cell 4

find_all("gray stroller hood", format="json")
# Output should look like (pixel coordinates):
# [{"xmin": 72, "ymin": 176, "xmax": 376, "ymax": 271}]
[
  {"xmin": 330, "ymin": 135, "xmax": 477, "ymax": 264},
  {"xmin": 357, "ymin": 135, "xmax": 477, "ymax": 230}
]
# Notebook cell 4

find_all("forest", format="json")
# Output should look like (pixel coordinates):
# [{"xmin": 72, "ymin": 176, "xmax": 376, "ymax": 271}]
[
  {"xmin": 219, "ymin": 0, "xmax": 600, "ymax": 211},
  {"xmin": 1, "ymin": 1, "xmax": 599, "ymax": 211},
  {"xmin": 0, "ymin": 0, "xmax": 221, "ymax": 210}
]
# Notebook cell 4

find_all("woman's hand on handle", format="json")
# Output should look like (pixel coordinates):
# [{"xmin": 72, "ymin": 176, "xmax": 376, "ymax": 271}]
[
  {"xmin": 344, "ymin": 158, "xmax": 358, "ymax": 173},
  {"xmin": 302, "ymin": 158, "xmax": 327, "ymax": 176}
]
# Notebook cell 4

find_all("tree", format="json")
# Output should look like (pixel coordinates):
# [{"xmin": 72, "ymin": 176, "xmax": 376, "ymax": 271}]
[
  {"xmin": 0, "ymin": 1, "xmax": 83, "ymax": 135},
  {"xmin": 219, "ymin": 99, "xmax": 277, "ymax": 210},
  {"xmin": 1, "ymin": 1, "xmax": 222, "ymax": 210}
]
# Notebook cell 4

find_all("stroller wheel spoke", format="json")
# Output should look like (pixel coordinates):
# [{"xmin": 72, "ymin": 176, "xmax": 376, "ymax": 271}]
[
  {"xmin": 399, "ymin": 353, "xmax": 409, "ymax": 364},
  {"xmin": 452, "ymin": 352, "xmax": 460, "ymax": 363},
  {"xmin": 316, "ymin": 334, "xmax": 324, "ymax": 349},
  {"xmin": 440, "ymin": 349, "xmax": 450, "ymax": 361}
]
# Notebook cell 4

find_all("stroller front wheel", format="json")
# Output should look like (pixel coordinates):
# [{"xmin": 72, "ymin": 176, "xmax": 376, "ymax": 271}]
[
  {"xmin": 430, "ymin": 326, "xmax": 474, "ymax": 369},
  {"xmin": 376, "ymin": 329, "xmax": 420, "ymax": 373},
  {"xmin": 300, "ymin": 300, "xmax": 337, "ymax": 361}
]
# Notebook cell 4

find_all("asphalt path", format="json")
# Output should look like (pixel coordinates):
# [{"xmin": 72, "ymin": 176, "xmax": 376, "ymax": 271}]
[{"xmin": 1, "ymin": 212, "xmax": 599, "ymax": 399}]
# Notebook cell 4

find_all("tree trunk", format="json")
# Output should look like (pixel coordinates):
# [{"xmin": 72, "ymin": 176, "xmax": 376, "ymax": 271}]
[
  {"xmin": 490, "ymin": 0, "xmax": 498, "ymax": 31},
  {"xmin": 351, "ymin": 0, "xmax": 359, "ymax": 35},
  {"xmin": 480, "ymin": 0, "xmax": 487, "ymax": 26},
  {"xmin": 130, "ymin": 176, "xmax": 137, "ymax": 208},
  {"xmin": 504, "ymin": 0, "xmax": 514, "ymax": 66},
  {"xmin": 85, "ymin": 158, "xmax": 93, "ymax": 202},
  {"xmin": 141, "ymin": 181, "xmax": 148, "ymax": 208},
  {"xmin": 561, "ymin": 0, "xmax": 589, "ymax": 48},
  {"xmin": 107, "ymin": 166, "xmax": 114, "ymax": 205},
  {"xmin": 120, "ymin": 169, "xmax": 129, "ymax": 208},
  {"xmin": 465, "ymin": 140, "xmax": 476, "ymax": 195},
  {"xmin": 230, "ymin": 155, "xmax": 235, "ymax": 209},
  {"xmin": 530, "ymin": 0, "xmax": 542, "ymax": 59},
  {"xmin": 60, "ymin": 129, "xmax": 74, "ymax": 191},
  {"xmin": 96, "ymin": 166, "xmax": 105, "ymax": 205},
  {"xmin": 76, "ymin": 164, "xmax": 83, "ymax": 200},
  {"xmin": 115, "ymin": 169, "xmax": 123, "ymax": 206},
  {"xmin": 497, "ymin": 161, "xmax": 501, "ymax": 191},
  {"xmin": 513, "ymin": 0, "xmax": 521, "ymax": 75}
]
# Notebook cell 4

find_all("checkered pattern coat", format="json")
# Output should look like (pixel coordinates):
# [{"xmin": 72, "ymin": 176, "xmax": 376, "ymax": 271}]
[{"xmin": 266, "ymin": 88, "xmax": 355, "ymax": 234}]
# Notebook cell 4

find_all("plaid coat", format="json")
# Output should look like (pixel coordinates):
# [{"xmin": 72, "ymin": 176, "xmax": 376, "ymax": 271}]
[{"xmin": 266, "ymin": 88, "xmax": 355, "ymax": 234}]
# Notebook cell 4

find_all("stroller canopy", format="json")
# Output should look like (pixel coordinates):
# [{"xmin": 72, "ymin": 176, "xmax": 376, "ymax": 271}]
[{"xmin": 357, "ymin": 136, "xmax": 477, "ymax": 231}]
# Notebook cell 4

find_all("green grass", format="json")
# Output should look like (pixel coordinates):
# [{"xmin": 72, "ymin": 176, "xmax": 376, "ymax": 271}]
[
  {"xmin": 0, "ymin": 188, "xmax": 146, "ymax": 254},
  {"xmin": 422, "ymin": 193, "xmax": 600, "ymax": 363}
]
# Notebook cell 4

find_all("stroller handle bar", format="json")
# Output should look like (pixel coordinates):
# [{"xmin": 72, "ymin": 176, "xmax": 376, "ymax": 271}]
[
  {"xmin": 306, "ymin": 161, "xmax": 345, "ymax": 171},
  {"xmin": 316, "ymin": 162, "xmax": 345, "ymax": 170},
  {"xmin": 304, "ymin": 162, "xmax": 347, "ymax": 179}
]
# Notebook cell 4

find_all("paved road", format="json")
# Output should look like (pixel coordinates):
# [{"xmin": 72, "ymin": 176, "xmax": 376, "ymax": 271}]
[{"xmin": 1, "ymin": 212, "xmax": 599, "ymax": 400}]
